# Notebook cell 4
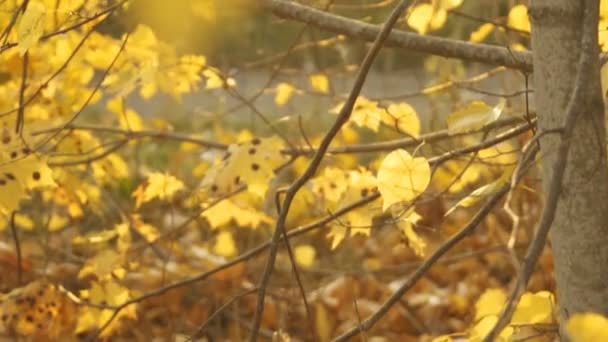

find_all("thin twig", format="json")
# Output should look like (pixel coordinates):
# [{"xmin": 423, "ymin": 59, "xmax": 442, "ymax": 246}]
[
  {"xmin": 15, "ymin": 52, "xmax": 28, "ymax": 134},
  {"xmin": 9, "ymin": 211, "xmax": 22, "ymax": 286},
  {"xmin": 32, "ymin": 115, "xmax": 526, "ymax": 156},
  {"xmin": 188, "ymin": 288, "xmax": 259, "ymax": 341}
]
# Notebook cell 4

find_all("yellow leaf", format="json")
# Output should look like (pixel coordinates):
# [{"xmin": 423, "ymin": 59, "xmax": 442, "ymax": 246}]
[
  {"xmin": 201, "ymin": 197, "xmax": 273, "ymax": 229},
  {"xmin": 48, "ymin": 213, "xmax": 68, "ymax": 232},
  {"xmin": 14, "ymin": 213, "xmax": 34, "ymax": 231},
  {"xmin": 470, "ymin": 23, "xmax": 495, "ymax": 43},
  {"xmin": 446, "ymin": 98, "xmax": 505, "ymax": 134},
  {"xmin": 601, "ymin": 61, "xmax": 608, "ymax": 99},
  {"xmin": 17, "ymin": 1, "xmax": 47, "ymax": 55},
  {"xmin": 201, "ymin": 136, "xmax": 286, "ymax": 198},
  {"xmin": 312, "ymin": 167, "xmax": 349, "ymax": 203},
  {"xmin": 0, "ymin": 150, "xmax": 56, "ymax": 214},
  {"xmin": 275, "ymin": 82, "xmax": 296, "ymax": 106},
  {"xmin": 330, "ymin": 96, "xmax": 384, "ymax": 132},
  {"xmin": 214, "ymin": 231, "xmax": 237, "ymax": 257},
  {"xmin": 445, "ymin": 166, "xmax": 513, "ymax": 216},
  {"xmin": 0, "ymin": 281, "xmax": 66, "ymax": 337},
  {"xmin": 383, "ymin": 102, "xmax": 421, "ymax": 137},
  {"xmin": 602, "ymin": 0, "xmax": 608, "ymax": 18},
  {"xmin": 475, "ymin": 288, "xmax": 506, "ymax": 321},
  {"xmin": 294, "ymin": 245, "xmax": 316, "ymax": 268},
  {"xmin": 92, "ymin": 153, "xmax": 129, "ymax": 182},
  {"xmin": 132, "ymin": 216, "xmax": 160, "ymax": 243},
  {"xmin": 433, "ymin": 160, "xmax": 482, "ymax": 193},
  {"xmin": 321, "ymin": 169, "xmax": 378, "ymax": 239},
  {"xmin": 72, "ymin": 229, "xmax": 118, "ymax": 246},
  {"xmin": 309, "ymin": 73, "xmax": 330, "ymax": 94},
  {"xmin": 567, "ymin": 313, "xmax": 608, "ymax": 342},
  {"xmin": 78, "ymin": 249, "xmax": 123, "ymax": 279},
  {"xmin": 132, "ymin": 172, "xmax": 184, "ymax": 208},
  {"xmin": 315, "ymin": 303, "xmax": 333, "ymax": 342},
  {"xmin": 508, "ymin": 4, "xmax": 531, "ymax": 33},
  {"xmin": 511, "ymin": 291, "xmax": 555, "ymax": 325},
  {"xmin": 429, "ymin": 9, "xmax": 448, "ymax": 31},
  {"xmin": 119, "ymin": 109, "xmax": 144, "ymax": 131},
  {"xmin": 76, "ymin": 280, "xmax": 135, "ymax": 337},
  {"xmin": 0, "ymin": 174, "xmax": 25, "ymax": 214},
  {"xmin": 192, "ymin": 161, "xmax": 209, "ymax": 178},
  {"xmin": 377, "ymin": 149, "xmax": 431, "ymax": 211},
  {"xmin": 408, "ymin": 3, "xmax": 433, "ymax": 34},
  {"xmin": 204, "ymin": 68, "xmax": 235, "ymax": 89},
  {"xmin": 478, "ymin": 141, "xmax": 519, "ymax": 166},
  {"xmin": 469, "ymin": 315, "xmax": 513, "ymax": 342},
  {"xmin": 327, "ymin": 225, "xmax": 347, "ymax": 250},
  {"xmin": 397, "ymin": 209, "xmax": 425, "ymax": 257}
]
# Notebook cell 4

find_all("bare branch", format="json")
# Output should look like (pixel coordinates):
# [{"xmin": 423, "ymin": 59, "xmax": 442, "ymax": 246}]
[{"xmin": 260, "ymin": 0, "xmax": 533, "ymax": 70}]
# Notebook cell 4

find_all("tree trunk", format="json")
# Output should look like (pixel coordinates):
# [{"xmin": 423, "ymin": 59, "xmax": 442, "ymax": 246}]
[{"xmin": 530, "ymin": 0, "xmax": 608, "ymax": 328}]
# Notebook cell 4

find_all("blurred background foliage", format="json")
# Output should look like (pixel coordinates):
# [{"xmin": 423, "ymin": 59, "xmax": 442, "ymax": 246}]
[{"xmin": 98, "ymin": 0, "xmax": 521, "ymax": 70}]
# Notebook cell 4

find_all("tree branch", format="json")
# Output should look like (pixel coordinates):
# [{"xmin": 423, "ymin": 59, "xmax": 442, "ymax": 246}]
[{"xmin": 260, "ymin": 0, "xmax": 533, "ymax": 71}]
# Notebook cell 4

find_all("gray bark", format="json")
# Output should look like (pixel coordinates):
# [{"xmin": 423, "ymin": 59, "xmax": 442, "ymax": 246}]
[{"xmin": 530, "ymin": 0, "xmax": 608, "ymax": 327}]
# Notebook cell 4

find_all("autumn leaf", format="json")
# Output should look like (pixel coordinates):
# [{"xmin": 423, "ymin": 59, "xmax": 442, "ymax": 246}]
[
  {"xmin": 382, "ymin": 102, "xmax": 421, "ymax": 137},
  {"xmin": 76, "ymin": 280, "xmax": 136, "ymax": 337},
  {"xmin": 474, "ymin": 288, "xmax": 506, "ymax": 321},
  {"xmin": 470, "ymin": 23, "xmax": 495, "ymax": 43},
  {"xmin": 214, "ymin": 231, "xmax": 237, "ymax": 257},
  {"xmin": 78, "ymin": 249, "xmax": 123, "ymax": 279},
  {"xmin": 275, "ymin": 82, "xmax": 296, "ymax": 106},
  {"xmin": 508, "ymin": 4, "xmax": 531, "ymax": 33},
  {"xmin": 407, "ymin": 0, "xmax": 462, "ymax": 35},
  {"xmin": 201, "ymin": 196, "xmax": 273, "ymax": 229},
  {"xmin": 0, "ymin": 281, "xmax": 68, "ymax": 337},
  {"xmin": 445, "ymin": 166, "xmax": 513, "ymax": 216},
  {"xmin": 107, "ymin": 97, "xmax": 145, "ymax": 131},
  {"xmin": 377, "ymin": 149, "xmax": 431, "ymax": 211},
  {"xmin": 408, "ymin": 4, "xmax": 435, "ymax": 35},
  {"xmin": 469, "ymin": 316, "xmax": 513, "ymax": 342},
  {"xmin": 201, "ymin": 136, "xmax": 286, "ymax": 197},
  {"xmin": 309, "ymin": 73, "xmax": 330, "ymax": 93},
  {"xmin": 567, "ymin": 313, "xmax": 608, "ymax": 342},
  {"xmin": 17, "ymin": 1, "xmax": 47, "ymax": 55},
  {"xmin": 446, "ymin": 98, "xmax": 505, "ymax": 134},
  {"xmin": 312, "ymin": 167, "xmax": 349, "ymax": 203},
  {"xmin": 330, "ymin": 96, "xmax": 384, "ymax": 132},
  {"xmin": 203, "ymin": 68, "xmax": 236, "ymax": 89},
  {"xmin": 132, "ymin": 172, "xmax": 185, "ymax": 208},
  {"xmin": 396, "ymin": 209, "xmax": 425, "ymax": 257},
  {"xmin": 511, "ymin": 291, "xmax": 555, "ymax": 325},
  {"xmin": 327, "ymin": 225, "xmax": 347, "ymax": 250},
  {"xmin": 294, "ymin": 245, "xmax": 316, "ymax": 268},
  {"xmin": 0, "ymin": 146, "xmax": 57, "ymax": 214}
]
